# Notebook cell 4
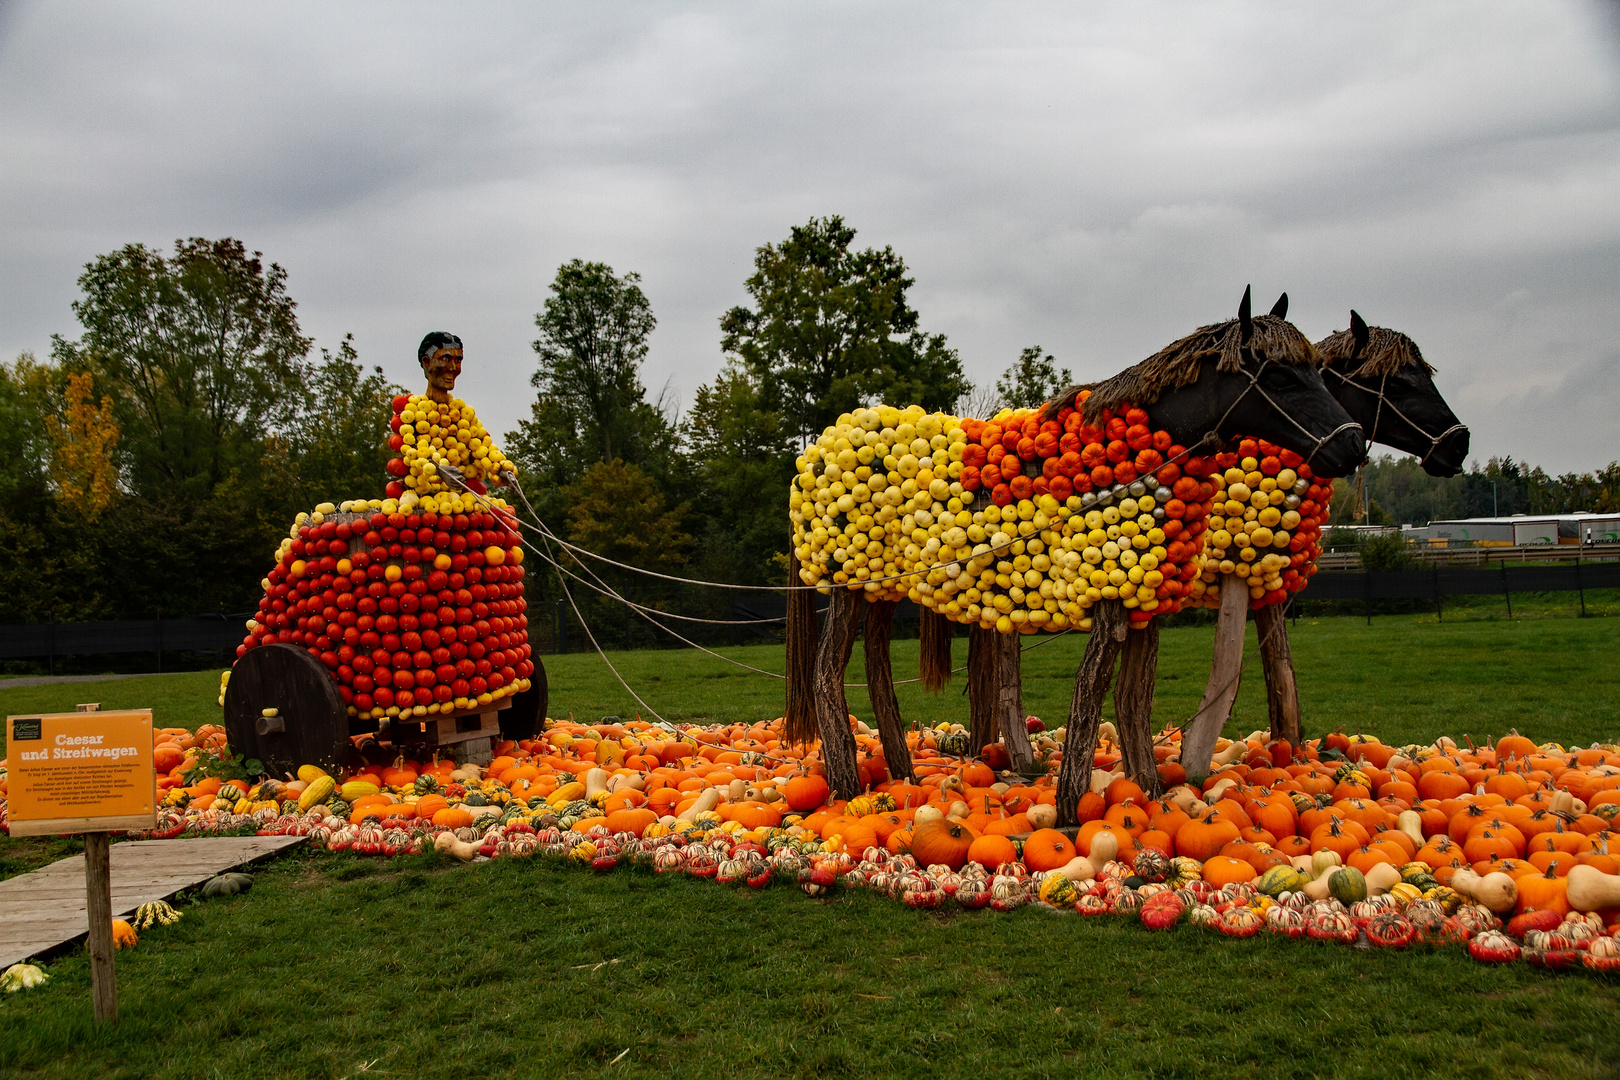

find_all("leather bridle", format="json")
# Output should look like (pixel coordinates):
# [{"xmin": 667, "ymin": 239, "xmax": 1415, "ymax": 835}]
[
  {"xmin": 1208, "ymin": 355, "xmax": 1365, "ymax": 468},
  {"xmin": 1322, "ymin": 364, "xmax": 1468, "ymax": 468}
]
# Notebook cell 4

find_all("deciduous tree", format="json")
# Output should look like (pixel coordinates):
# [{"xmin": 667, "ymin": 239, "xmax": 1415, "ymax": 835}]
[{"xmin": 719, "ymin": 216, "xmax": 969, "ymax": 444}]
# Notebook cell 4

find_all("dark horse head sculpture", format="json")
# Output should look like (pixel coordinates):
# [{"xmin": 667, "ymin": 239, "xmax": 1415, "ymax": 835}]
[
  {"xmin": 1315, "ymin": 312, "xmax": 1470, "ymax": 477},
  {"xmin": 1044, "ymin": 288, "xmax": 1366, "ymax": 479}
]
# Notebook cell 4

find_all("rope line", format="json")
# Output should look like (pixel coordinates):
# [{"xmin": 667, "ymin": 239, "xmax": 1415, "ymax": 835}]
[{"xmin": 1321, "ymin": 365, "xmax": 1467, "ymax": 468}]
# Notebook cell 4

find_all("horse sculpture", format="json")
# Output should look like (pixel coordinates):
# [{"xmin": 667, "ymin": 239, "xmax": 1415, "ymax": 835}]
[
  {"xmin": 1179, "ymin": 311, "xmax": 1469, "ymax": 776},
  {"xmin": 786, "ymin": 289, "xmax": 1367, "ymax": 816}
]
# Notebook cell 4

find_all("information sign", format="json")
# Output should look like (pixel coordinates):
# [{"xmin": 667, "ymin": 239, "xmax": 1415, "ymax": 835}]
[{"xmin": 5, "ymin": 710, "xmax": 155, "ymax": 836}]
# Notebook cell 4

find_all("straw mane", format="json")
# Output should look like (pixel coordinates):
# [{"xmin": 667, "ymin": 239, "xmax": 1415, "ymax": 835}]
[
  {"xmin": 1315, "ymin": 326, "xmax": 1435, "ymax": 379},
  {"xmin": 1040, "ymin": 314, "xmax": 1319, "ymax": 422}
]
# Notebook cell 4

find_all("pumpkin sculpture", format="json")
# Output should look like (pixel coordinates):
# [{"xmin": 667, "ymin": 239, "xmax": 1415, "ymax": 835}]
[
  {"xmin": 787, "ymin": 289, "xmax": 1365, "ymax": 807},
  {"xmin": 1182, "ymin": 317, "xmax": 1468, "ymax": 768}
]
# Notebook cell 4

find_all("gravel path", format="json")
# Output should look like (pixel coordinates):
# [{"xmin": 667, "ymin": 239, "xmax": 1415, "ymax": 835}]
[{"xmin": 0, "ymin": 670, "xmax": 200, "ymax": 689}]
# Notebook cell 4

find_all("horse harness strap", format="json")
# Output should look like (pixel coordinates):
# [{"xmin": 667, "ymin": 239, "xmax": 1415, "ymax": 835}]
[
  {"xmin": 1322, "ymin": 365, "xmax": 1467, "ymax": 467},
  {"xmin": 1210, "ymin": 356, "xmax": 1364, "ymax": 468}
]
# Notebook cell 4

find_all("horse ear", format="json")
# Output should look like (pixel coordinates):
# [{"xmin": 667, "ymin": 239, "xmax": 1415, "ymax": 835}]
[
  {"xmin": 1269, "ymin": 292, "xmax": 1288, "ymax": 320},
  {"xmin": 1350, "ymin": 310, "xmax": 1370, "ymax": 353},
  {"xmin": 1238, "ymin": 285, "xmax": 1253, "ymax": 343}
]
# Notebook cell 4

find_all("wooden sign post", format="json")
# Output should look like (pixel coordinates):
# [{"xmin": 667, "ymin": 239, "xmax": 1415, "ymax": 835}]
[{"xmin": 5, "ymin": 710, "xmax": 155, "ymax": 1023}]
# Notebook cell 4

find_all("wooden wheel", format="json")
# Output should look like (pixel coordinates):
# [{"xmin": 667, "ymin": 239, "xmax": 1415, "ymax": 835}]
[
  {"xmin": 223, "ymin": 644, "xmax": 351, "ymax": 775},
  {"xmin": 499, "ymin": 657, "xmax": 548, "ymax": 742}
]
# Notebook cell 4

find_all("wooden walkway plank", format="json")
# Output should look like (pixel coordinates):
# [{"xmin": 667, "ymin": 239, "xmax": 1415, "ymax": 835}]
[{"xmin": 0, "ymin": 835, "xmax": 304, "ymax": 968}]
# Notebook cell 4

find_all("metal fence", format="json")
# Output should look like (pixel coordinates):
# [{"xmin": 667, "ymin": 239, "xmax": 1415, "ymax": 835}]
[
  {"xmin": 0, "ymin": 616, "xmax": 248, "ymax": 672},
  {"xmin": 3, "ymin": 559, "xmax": 1614, "ymax": 668},
  {"xmin": 1297, "ymin": 561, "xmax": 1620, "ymax": 619}
]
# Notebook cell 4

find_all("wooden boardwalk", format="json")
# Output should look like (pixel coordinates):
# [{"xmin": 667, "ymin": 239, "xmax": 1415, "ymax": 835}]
[{"xmin": 0, "ymin": 835, "xmax": 304, "ymax": 968}]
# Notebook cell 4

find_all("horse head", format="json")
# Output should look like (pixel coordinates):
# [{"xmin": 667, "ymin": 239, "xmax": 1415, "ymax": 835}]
[
  {"xmin": 1315, "ymin": 312, "xmax": 1469, "ymax": 477},
  {"xmin": 1057, "ymin": 288, "xmax": 1366, "ymax": 479}
]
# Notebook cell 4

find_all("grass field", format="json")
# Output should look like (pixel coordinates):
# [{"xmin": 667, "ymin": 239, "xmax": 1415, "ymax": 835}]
[
  {"xmin": 4, "ymin": 614, "xmax": 1616, "ymax": 752},
  {"xmin": 2, "ymin": 614, "xmax": 1619, "ymax": 1078}
]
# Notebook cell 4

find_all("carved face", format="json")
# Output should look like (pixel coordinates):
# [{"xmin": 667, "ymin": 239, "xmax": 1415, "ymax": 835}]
[{"xmin": 422, "ymin": 346, "xmax": 463, "ymax": 393}]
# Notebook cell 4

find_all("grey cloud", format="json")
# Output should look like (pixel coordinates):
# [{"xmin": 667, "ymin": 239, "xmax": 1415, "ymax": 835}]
[{"xmin": 1, "ymin": 0, "xmax": 1616, "ymax": 474}]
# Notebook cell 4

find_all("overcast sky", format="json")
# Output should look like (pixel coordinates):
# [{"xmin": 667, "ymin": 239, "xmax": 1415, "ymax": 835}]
[{"xmin": 2, "ymin": 1, "xmax": 1617, "ymax": 474}]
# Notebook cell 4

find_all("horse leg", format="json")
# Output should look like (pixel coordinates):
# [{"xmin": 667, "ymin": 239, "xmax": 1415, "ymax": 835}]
[
  {"xmin": 783, "ymin": 541, "xmax": 819, "ymax": 746},
  {"xmin": 917, "ymin": 608, "xmax": 953, "ymax": 692},
  {"xmin": 1054, "ymin": 600, "xmax": 1128, "ymax": 826},
  {"xmin": 1255, "ymin": 602, "xmax": 1301, "ymax": 745},
  {"xmin": 967, "ymin": 624, "xmax": 999, "ymax": 750},
  {"xmin": 996, "ymin": 630, "xmax": 1034, "ymax": 773},
  {"xmin": 1113, "ymin": 619, "xmax": 1163, "ymax": 798},
  {"xmin": 863, "ymin": 599, "xmax": 916, "ymax": 783},
  {"xmin": 1182, "ymin": 572, "xmax": 1248, "ymax": 781},
  {"xmin": 813, "ymin": 589, "xmax": 864, "ymax": 799}
]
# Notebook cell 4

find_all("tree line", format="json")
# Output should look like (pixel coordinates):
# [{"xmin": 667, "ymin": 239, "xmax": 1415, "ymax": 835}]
[
  {"xmin": 1326, "ymin": 454, "xmax": 1620, "ymax": 531},
  {"xmin": 3, "ymin": 218, "xmax": 1612, "ymax": 628}
]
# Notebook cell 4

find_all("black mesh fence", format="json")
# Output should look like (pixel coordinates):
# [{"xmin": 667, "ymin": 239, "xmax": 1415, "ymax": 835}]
[{"xmin": 3, "ymin": 560, "xmax": 1613, "ymax": 667}]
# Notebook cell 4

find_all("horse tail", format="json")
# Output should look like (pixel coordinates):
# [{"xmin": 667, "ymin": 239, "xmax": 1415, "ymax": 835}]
[
  {"xmin": 784, "ymin": 537, "xmax": 819, "ymax": 746},
  {"xmin": 918, "ymin": 606, "xmax": 953, "ymax": 693}
]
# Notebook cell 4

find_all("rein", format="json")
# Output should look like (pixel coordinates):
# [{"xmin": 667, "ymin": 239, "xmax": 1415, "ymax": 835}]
[
  {"xmin": 1209, "ymin": 356, "xmax": 1365, "ymax": 469},
  {"xmin": 1322, "ymin": 364, "xmax": 1468, "ymax": 468}
]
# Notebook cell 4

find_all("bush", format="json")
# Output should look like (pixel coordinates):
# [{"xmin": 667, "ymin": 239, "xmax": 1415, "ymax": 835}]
[{"xmin": 1359, "ymin": 532, "xmax": 1417, "ymax": 573}]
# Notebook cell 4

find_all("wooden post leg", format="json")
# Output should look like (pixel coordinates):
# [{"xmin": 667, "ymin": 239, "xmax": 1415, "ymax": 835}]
[
  {"xmin": 1054, "ymin": 601, "xmax": 1127, "ymax": 825},
  {"xmin": 84, "ymin": 832, "xmax": 116, "ymax": 1023},
  {"xmin": 1182, "ymin": 574, "xmax": 1249, "ymax": 781},
  {"xmin": 996, "ymin": 630, "xmax": 1034, "ymax": 772},
  {"xmin": 966, "ymin": 624, "xmax": 999, "ymax": 750},
  {"xmin": 1255, "ymin": 603, "xmax": 1301, "ymax": 745},
  {"xmin": 814, "ymin": 589, "xmax": 864, "ymax": 800},
  {"xmin": 783, "ymin": 542, "xmax": 819, "ymax": 746},
  {"xmin": 1113, "ymin": 619, "xmax": 1163, "ymax": 798},
  {"xmin": 863, "ymin": 600, "xmax": 916, "ymax": 783}
]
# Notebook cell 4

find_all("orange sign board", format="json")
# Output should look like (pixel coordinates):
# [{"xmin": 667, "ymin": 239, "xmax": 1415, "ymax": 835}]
[{"xmin": 5, "ymin": 710, "xmax": 156, "ymax": 836}]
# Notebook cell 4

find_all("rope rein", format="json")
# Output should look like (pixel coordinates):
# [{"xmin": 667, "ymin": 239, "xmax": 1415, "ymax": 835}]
[{"xmin": 1321, "ymin": 364, "xmax": 1467, "ymax": 468}]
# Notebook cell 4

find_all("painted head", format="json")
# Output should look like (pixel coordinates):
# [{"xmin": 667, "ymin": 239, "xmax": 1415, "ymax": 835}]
[
  {"xmin": 418, "ymin": 331, "xmax": 464, "ymax": 399},
  {"xmin": 1045, "ymin": 288, "xmax": 1366, "ymax": 479},
  {"xmin": 1315, "ymin": 312, "xmax": 1470, "ymax": 477}
]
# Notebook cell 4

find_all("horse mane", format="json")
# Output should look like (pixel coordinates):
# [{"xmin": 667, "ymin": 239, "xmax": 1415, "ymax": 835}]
[
  {"xmin": 1315, "ymin": 326, "xmax": 1435, "ymax": 379},
  {"xmin": 1040, "ymin": 314, "xmax": 1318, "ymax": 422}
]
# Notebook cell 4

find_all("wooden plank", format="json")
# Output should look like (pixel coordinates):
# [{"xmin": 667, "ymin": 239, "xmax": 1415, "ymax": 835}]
[{"xmin": 0, "ymin": 835, "xmax": 304, "ymax": 969}]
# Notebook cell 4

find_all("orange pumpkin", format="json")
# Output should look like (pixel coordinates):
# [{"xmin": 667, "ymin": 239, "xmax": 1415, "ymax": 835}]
[
  {"xmin": 910, "ymin": 819, "xmax": 976, "ymax": 870},
  {"xmin": 1023, "ymin": 828, "xmax": 1077, "ymax": 872}
]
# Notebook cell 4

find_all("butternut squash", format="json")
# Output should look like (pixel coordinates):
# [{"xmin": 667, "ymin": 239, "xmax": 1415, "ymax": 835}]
[
  {"xmin": 1395, "ymin": 810, "xmax": 1424, "ymax": 849},
  {"xmin": 1085, "ymin": 829, "xmax": 1120, "ymax": 866},
  {"xmin": 1364, "ymin": 862, "xmax": 1402, "ymax": 897},
  {"xmin": 433, "ymin": 831, "xmax": 478, "ymax": 861},
  {"xmin": 1057, "ymin": 855, "xmax": 1097, "ymax": 883},
  {"xmin": 583, "ymin": 768, "xmax": 610, "ymax": 799},
  {"xmin": 1451, "ymin": 868, "xmax": 1518, "ymax": 914},
  {"xmin": 1565, "ymin": 865, "xmax": 1620, "ymax": 913},
  {"xmin": 676, "ymin": 788, "xmax": 721, "ymax": 823}
]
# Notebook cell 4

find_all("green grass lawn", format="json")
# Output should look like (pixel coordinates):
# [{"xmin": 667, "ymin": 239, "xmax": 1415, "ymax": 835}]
[
  {"xmin": 2, "ymin": 850, "xmax": 1617, "ymax": 1080},
  {"xmin": 3, "ymin": 614, "xmax": 1619, "ymax": 1078},
  {"xmin": 6, "ymin": 615, "xmax": 1614, "ymax": 754}
]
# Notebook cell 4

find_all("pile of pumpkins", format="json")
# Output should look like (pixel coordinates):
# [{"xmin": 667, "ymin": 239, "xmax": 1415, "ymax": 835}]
[{"xmin": 48, "ymin": 715, "xmax": 1617, "ymax": 974}]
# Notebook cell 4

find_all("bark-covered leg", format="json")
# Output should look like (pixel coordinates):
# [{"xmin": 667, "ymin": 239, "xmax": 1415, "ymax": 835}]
[
  {"xmin": 1255, "ymin": 602, "xmax": 1301, "ymax": 745},
  {"xmin": 996, "ymin": 630, "xmax": 1034, "ymax": 772},
  {"xmin": 863, "ymin": 599, "xmax": 916, "ymax": 783},
  {"xmin": 1114, "ymin": 618, "xmax": 1163, "ymax": 798},
  {"xmin": 1054, "ymin": 601, "xmax": 1127, "ymax": 825},
  {"xmin": 814, "ymin": 588, "xmax": 863, "ymax": 799},
  {"xmin": 967, "ymin": 623, "xmax": 999, "ymax": 750}
]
